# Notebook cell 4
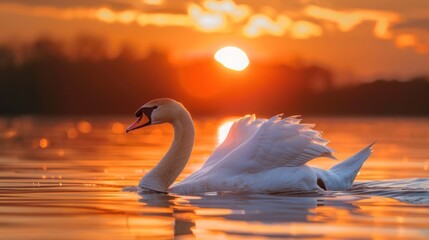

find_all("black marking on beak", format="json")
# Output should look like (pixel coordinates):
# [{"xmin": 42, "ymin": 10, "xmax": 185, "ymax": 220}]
[
  {"xmin": 135, "ymin": 105, "xmax": 158, "ymax": 118},
  {"xmin": 126, "ymin": 106, "xmax": 158, "ymax": 133}
]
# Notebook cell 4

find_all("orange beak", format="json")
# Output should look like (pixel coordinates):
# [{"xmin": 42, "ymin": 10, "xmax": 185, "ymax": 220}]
[{"xmin": 126, "ymin": 115, "xmax": 151, "ymax": 133}]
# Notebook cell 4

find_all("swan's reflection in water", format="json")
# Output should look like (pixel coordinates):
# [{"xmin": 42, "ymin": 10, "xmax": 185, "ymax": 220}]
[{"xmin": 136, "ymin": 192, "xmax": 365, "ymax": 239}]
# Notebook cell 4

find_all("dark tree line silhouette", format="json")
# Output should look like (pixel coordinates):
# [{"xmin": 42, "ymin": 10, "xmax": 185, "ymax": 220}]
[{"xmin": 0, "ymin": 37, "xmax": 428, "ymax": 116}]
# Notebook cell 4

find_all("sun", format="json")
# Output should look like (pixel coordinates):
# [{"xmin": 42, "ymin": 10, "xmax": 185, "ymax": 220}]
[{"xmin": 214, "ymin": 46, "xmax": 249, "ymax": 71}]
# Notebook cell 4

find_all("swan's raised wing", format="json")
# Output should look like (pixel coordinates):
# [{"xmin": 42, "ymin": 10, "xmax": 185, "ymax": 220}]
[
  {"xmin": 211, "ymin": 115, "xmax": 336, "ymax": 173},
  {"xmin": 178, "ymin": 115, "xmax": 264, "ymax": 184},
  {"xmin": 202, "ymin": 115, "xmax": 264, "ymax": 168}
]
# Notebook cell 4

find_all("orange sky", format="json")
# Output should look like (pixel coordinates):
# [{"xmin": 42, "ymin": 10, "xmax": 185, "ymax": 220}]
[{"xmin": 0, "ymin": 0, "xmax": 428, "ymax": 81}]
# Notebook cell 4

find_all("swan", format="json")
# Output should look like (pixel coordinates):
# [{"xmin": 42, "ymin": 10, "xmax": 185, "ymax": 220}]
[{"xmin": 126, "ymin": 98, "xmax": 374, "ymax": 194}]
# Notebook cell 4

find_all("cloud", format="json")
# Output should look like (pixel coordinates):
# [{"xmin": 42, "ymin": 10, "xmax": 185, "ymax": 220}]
[
  {"xmin": 93, "ymin": 1, "xmax": 322, "ymax": 39},
  {"xmin": 187, "ymin": 3, "xmax": 228, "ymax": 32},
  {"xmin": 395, "ymin": 34, "xmax": 428, "ymax": 54},
  {"xmin": 395, "ymin": 34, "xmax": 417, "ymax": 48},
  {"xmin": 0, "ymin": 0, "xmax": 132, "ymax": 10},
  {"xmin": 243, "ymin": 14, "xmax": 292, "ymax": 37},
  {"xmin": 1, "ymin": 0, "xmax": 427, "ymax": 53},
  {"xmin": 202, "ymin": 0, "xmax": 251, "ymax": 22},
  {"xmin": 305, "ymin": 5, "xmax": 399, "ymax": 39},
  {"xmin": 290, "ymin": 21, "xmax": 323, "ymax": 39},
  {"xmin": 393, "ymin": 18, "xmax": 429, "ymax": 31},
  {"xmin": 94, "ymin": 7, "xmax": 192, "ymax": 27},
  {"xmin": 142, "ymin": 0, "xmax": 164, "ymax": 6},
  {"xmin": 242, "ymin": 14, "xmax": 322, "ymax": 39},
  {"xmin": 392, "ymin": 19, "xmax": 429, "ymax": 54},
  {"xmin": 0, "ymin": 3, "xmax": 192, "ymax": 28},
  {"xmin": 186, "ymin": 0, "xmax": 252, "ymax": 32},
  {"xmin": 136, "ymin": 13, "xmax": 191, "ymax": 27},
  {"xmin": 305, "ymin": 5, "xmax": 361, "ymax": 31},
  {"xmin": 303, "ymin": 5, "xmax": 429, "ymax": 54},
  {"xmin": 0, "ymin": 3, "xmax": 96, "ymax": 20},
  {"xmin": 300, "ymin": 0, "xmax": 429, "ymax": 14}
]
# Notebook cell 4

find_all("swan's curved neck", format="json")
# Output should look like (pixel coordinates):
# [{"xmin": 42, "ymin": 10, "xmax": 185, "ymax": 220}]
[{"xmin": 139, "ymin": 108, "xmax": 195, "ymax": 192}]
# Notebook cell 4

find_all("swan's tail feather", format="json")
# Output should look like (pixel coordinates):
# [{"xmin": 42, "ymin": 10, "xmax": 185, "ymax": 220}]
[{"xmin": 329, "ymin": 143, "xmax": 375, "ymax": 189}]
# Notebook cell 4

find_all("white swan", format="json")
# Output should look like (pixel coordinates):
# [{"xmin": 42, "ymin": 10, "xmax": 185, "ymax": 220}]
[{"xmin": 126, "ymin": 98, "xmax": 374, "ymax": 194}]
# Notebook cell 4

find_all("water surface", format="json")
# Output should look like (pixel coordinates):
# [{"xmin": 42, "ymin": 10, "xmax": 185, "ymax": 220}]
[{"xmin": 1, "ymin": 117, "xmax": 428, "ymax": 239}]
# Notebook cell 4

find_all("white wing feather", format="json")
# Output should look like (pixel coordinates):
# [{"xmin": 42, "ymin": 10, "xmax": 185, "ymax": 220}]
[
  {"xmin": 179, "ymin": 115, "xmax": 263, "ymax": 183},
  {"xmin": 202, "ymin": 114, "xmax": 263, "ymax": 168},
  {"xmin": 179, "ymin": 115, "xmax": 335, "ymax": 187},
  {"xmin": 207, "ymin": 115, "xmax": 336, "ymax": 174}
]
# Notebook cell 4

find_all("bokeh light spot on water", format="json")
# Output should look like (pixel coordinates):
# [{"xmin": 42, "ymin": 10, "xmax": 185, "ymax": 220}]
[
  {"xmin": 57, "ymin": 149, "xmax": 65, "ymax": 157},
  {"xmin": 112, "ymin": 122, "xmax": 125, "ymax": 134},
  {"xmin": 5, "ymin": 130, "xmax": 17, "ymax": 138},
  {"xmin": 39, "ymin": 138, "xmax": 49, "ymax": 148},
  {"xmin": 78, "ymin": 121, "xmax": 92, "ymax": 134},
  {"xmin": 67, "ymin": 128, "xmax": 78, "ymax": 139}
]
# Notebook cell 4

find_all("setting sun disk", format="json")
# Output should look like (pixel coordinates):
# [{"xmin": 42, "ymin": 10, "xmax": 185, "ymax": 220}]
[{"xmin": 214, "ymin": 46, "xmax": 249, "ymax": 71}]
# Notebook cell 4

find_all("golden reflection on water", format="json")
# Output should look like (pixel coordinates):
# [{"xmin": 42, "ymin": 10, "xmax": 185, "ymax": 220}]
[
  {"xmin": 67, "ymin": 128, "xmax": 78, "ymax": 139},
  {"xmin": 38, "ymin": 138, "xmax": 49, "ymax": 148},
  {"xmin": 0, "ymin": 116, "xmax": 428, "ymax": 239},
  {"xmin": 77, "ymin": 120, "xmax": 92, "ymax": 134},
  {"xmin": 111, "ymin": 122, "xmax": 125, "ymax": 134}
]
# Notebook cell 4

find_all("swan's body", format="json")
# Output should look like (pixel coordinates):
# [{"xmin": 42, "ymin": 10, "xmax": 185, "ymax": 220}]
[{"xmin": 126, "ymin": 98, "xmax": 373, "ymax": 194}]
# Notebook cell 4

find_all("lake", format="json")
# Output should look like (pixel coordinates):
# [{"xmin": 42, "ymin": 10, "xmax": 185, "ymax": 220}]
[{"xmin": 0, "ymin": 116, "xmax": 428, "ymax": 239}]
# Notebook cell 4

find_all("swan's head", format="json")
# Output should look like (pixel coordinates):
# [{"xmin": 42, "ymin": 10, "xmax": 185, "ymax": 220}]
[{"xmin": 126, "ymin": 98, "xmax": 184, "ymax": 133}]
